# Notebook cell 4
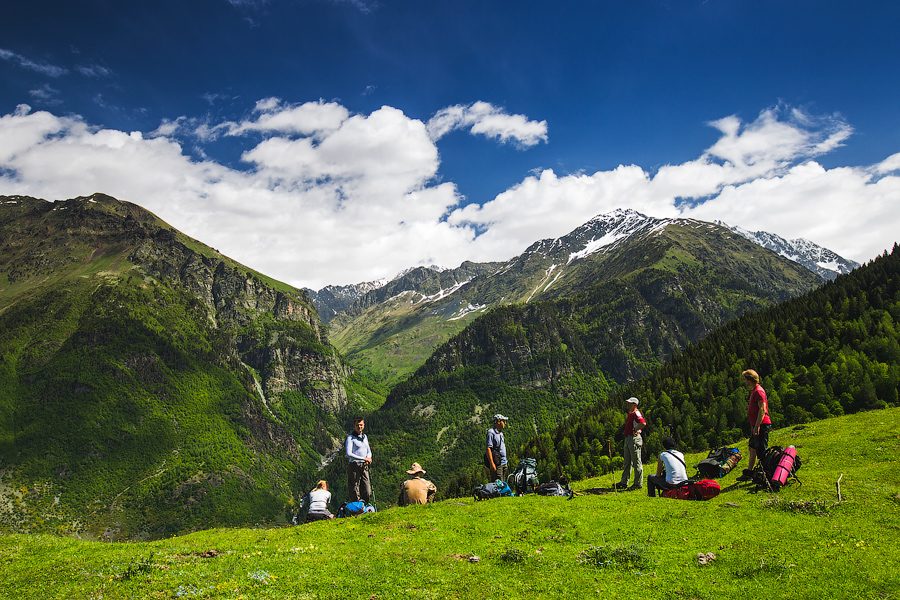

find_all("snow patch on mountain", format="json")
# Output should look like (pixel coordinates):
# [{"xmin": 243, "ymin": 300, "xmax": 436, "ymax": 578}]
[{"xmin": 719, "ymin": 222, "xmax": 858, "ymax": 280}]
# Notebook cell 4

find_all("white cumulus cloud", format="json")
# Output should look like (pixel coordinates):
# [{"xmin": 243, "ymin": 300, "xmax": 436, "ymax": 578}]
[
  {"xmin": 0, "ymin": 102, "xmax": 897, "ymax": 290},
  {"xmin": 427, "ymin": 101, "xmax": 548, "ymax": 148}
]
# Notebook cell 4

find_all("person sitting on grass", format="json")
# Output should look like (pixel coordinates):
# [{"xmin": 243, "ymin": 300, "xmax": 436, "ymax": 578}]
[
  {"xmin": 306, "ymin": 480, "xmax": 334, "ymax": 522},
  {"xmin": 398, "ymin": 462, "xmax": 437, "ymax": 506},
  {"xmin": 647, "ymin": 437, "xmax": 688, "ymax": 498}
]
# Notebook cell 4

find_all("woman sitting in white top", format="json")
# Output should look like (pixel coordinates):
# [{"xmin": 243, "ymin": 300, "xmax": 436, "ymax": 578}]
[
  {"xmin": 647, "ymin": 437, "xmax": 689, "ymax": 497},
  {"xmin": 306, "ymin": 480, "xmax": 333, "ymax": 522}
]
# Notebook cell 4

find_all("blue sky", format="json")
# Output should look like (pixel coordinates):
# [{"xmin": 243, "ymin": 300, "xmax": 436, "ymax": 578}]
[{"xmin": 2, "ymin": 0, "xmax": 899, "ymax": 288}]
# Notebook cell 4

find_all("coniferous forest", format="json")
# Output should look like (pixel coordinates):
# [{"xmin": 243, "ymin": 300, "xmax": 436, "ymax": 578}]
[{"xmin": 519, "ymin": 244, "xmax": 900, "ymax": 483}]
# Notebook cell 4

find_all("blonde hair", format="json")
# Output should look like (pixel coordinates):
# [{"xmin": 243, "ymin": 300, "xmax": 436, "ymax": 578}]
[
  {"xmin": 314, "ymin": 480, "xmax": 329, "ymax": 491},
  {"xmin": 742, "ymin": 369, "xmax": 760, "ymax": 385}
]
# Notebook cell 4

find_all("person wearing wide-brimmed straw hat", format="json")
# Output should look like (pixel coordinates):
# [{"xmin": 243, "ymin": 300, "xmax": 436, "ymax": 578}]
[{"xmin": 397, "ymin": 462, "xmax": 436, "ymax": 506}]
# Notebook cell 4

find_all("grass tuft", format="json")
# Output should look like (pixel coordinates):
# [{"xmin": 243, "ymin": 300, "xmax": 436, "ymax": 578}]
[{"xmin": 577, "ymin": 542, "xmax": 651, "ymax": 570}]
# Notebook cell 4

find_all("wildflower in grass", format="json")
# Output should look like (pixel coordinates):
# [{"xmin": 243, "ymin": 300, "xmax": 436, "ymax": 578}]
[{"xmin": 249, "ymin": 569, "xmax": 272, "ymax": 584}]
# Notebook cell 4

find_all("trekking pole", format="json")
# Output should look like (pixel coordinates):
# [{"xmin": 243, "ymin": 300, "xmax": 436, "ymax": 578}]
[{"xmin": 366, "ymin": 462, "xmax": 376, "ymax": 510}]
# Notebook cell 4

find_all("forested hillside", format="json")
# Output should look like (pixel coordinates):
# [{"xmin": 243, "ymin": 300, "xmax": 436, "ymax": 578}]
[{"xmin": 521, "ymin": 244, "xmax": 900, "ymax": 482}]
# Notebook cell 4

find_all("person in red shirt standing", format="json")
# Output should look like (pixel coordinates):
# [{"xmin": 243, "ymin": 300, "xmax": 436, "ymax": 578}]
[
  {"xmin": 737, "ymin": 369, "xmax": 772, "ymax": 481},
  {"xmin": 615, "ymin": 397, "xmax": 646, "ymax": 491}
]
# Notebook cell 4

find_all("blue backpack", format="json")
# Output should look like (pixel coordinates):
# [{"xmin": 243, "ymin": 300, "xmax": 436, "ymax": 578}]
[
  {"xmin": 336, "ymin": 501, "xmax": 376, "ymax": 517},
  {"xmin": 473, "ymin": 480, "xmax": 513, "ymax": 500}
]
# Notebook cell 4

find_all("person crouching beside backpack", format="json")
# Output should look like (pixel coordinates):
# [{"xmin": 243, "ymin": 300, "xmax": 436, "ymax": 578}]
[
  {"xmin": 398, "ymin": 462, "xmax": 436, "ymax": 506},
  {"xmin": 647, "ymin": 437, "xmax": 688, "ymax": 497}
]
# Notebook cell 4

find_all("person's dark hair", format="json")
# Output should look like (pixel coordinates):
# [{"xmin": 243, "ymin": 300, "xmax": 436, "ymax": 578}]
[
  {"xmin": 353, "ymin": 416, "xmax": 364, "ymax": 425},
  {"xmin": 662, "ymin": 436, "xmax": 677, "ymax": 450}
]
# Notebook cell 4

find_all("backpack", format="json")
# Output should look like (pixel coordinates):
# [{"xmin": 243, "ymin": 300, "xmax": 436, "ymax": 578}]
[
  {"xmin": 661, "ymin": 479, "xmax": 721, "ymax": 501},
  {"xmin": 473, "ymin": 480, "xmax": 513, "ymax": 500},
  {"xmin": 533, "ymin": 480, "xmax": 573, "ymax": 498},
  {"xmin": 336, "ymin": 501, "xmax": 376, "ymax": 517},
  {"xmin": 507, "ymin": 458, "xmax": 539, "ymax": 495},
  {"xmin": 752, "ymin": 445, "xmax": 802, "ymax": 491},
  {"xmin": 696, "ymin": 447, "xmax": 742, "ymax": 479}
]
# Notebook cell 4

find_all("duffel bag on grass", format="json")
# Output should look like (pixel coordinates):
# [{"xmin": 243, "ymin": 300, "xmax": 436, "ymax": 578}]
[
  {"xmin": 473, "ymin": 480, "xmax": 513, "ymax": 500},
  {"xmin": 696, "ymin": 447, "xmax": 742, "ymax": 478},
  {"xmin": 661, "ymin": 479, "xmax": 721, "ymax": 501},
  {"xmin": 336, "ymin": 501, "xmax": 376, "ymax": 517}
]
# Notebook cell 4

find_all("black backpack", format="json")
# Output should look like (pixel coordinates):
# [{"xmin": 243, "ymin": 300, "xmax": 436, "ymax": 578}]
[
  {"xmin": 752, "ymin": 446, "xmax": 802, "ymax": 490},
  {"xmin": 696, "ymin": 447, "xmax": 742, "ymax": 478},
  {"xmin": 533, "ymin": 480, "xmax": 573, "ymax": 498},
  {"xmin": 507, "ymin": 458, "xmax": 539, "ymax": 495},
  {"xmin": 473, "ymin": 480, "xmax": 513, "ymax": 500}
]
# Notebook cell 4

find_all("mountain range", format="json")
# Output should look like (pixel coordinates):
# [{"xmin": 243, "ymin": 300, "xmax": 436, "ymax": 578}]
[
  {"xmin": 0, "ymin": 193, "xmax": 861, "ymax": 538},
  {"xmin": 312, "ymin": 209, "xmax": 853, "ymax": 387}
]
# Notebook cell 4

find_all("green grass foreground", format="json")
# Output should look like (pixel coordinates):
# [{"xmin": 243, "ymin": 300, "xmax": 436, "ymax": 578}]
[{"xmin": 2, "ymin": 408, "xmax": 899, "ymax": 599}]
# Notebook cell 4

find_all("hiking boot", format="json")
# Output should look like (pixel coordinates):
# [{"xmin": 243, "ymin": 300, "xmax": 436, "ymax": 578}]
[
  {"xmin": 626, "ymin": 484, "xmax": 643, "ymax": 491},
  {"xmin": 613, "ymin": 482, "xmax": 629, "ymax": 490},
  {"xmin": 735, "ymin": 469, "xmax": 753, "ymax": 482}
]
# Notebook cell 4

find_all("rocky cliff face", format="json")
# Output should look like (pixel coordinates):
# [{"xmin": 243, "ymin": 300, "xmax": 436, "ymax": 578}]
[
  {"xmin": 128, "ymin": 228, "xmax": 350, "ymax": 417},
  {"xmin": 2, "ymin": 192, "xmax": 351, "ymax": 441}
]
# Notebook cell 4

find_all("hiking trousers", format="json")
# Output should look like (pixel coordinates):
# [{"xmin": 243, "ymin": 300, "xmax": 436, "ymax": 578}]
[
  {"xmin": 620, "ymin": 435, "xmax": 643, "ymax": 488},
  {"xmin": 348, "ymin": 461, "xmax": 371, "ymax": 504}
]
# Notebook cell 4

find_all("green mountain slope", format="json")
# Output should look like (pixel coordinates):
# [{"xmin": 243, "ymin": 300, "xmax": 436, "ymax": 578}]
[{"xmin": 0, "ymin": 194, "xmax": 357, "ymax": 539}]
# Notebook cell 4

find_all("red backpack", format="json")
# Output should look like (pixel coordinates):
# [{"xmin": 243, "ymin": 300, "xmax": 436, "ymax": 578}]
[{"xmin": 661, "ymin": 479, "xmax": 721, "ymax": 501}]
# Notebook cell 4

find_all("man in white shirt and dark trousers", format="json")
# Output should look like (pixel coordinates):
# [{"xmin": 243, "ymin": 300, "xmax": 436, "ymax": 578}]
[
  {"xmin": 346, "ymin": 417, "xmax": 372, "ymax": 504},
  {"xmin": 647, "ymin": 436, "xmax": 688, "ymax": 497}
]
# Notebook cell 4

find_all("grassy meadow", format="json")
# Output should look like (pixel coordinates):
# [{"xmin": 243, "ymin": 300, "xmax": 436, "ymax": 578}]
[{"xmin": 2, "ymin": 408, "xmax": 898, "ymax": 599}]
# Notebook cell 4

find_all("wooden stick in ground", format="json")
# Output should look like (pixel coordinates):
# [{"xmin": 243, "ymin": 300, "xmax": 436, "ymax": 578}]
[{"xmin": 836, "ymin": 473, "xmax": 843, "ymax": 502}]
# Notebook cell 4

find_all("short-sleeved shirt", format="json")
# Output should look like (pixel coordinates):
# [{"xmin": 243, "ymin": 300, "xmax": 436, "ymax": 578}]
[
  {"xmin": 486, "ymin": 427, "xmax": 507, "ymax": 466},
  {"xmin": 624, "ymin": 410, "xmax": 646, "ymax": 436},
  {"xmin": 660, "ymin": 450, "xmax": 688, "ymax": 485},
  {"xmin": 748, "ymin": 385, "xmax": 772, "ymax": 425},
  {"xmin": 398, "ymin": 477, "xmax": 436, "ymax": 506},
  {"xmin": 308, "ymin": 489, "xmax": 331, "ymax": 513}
]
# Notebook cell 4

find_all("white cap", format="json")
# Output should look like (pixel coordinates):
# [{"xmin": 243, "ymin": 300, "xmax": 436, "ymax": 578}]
[{"xmin": 626, "ymin": 397, "xmax": 639, "ymax": 405}]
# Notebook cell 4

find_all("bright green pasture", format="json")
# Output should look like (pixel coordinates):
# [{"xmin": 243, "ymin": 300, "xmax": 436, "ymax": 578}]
[{"xmin": 2, "ymin": 408, "xmax": 898, "ymax": 599}]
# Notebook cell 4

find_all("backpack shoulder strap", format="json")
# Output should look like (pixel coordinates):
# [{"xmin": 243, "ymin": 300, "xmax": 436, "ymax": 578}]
[{"xmin": 664, "ymin": 450, "xmax": 687, "ymax": 468}]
